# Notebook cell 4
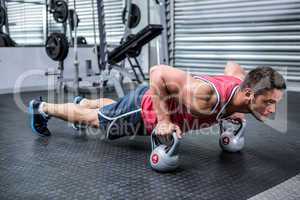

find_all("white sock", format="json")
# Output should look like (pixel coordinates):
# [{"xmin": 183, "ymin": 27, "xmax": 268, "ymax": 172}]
[
  {"xmin": 79, "ymin": 98, "xmax": 87, "ymax": 106},
  {"xmin": 38, "ymin": 102, "xmax": 50, "ymax": 119}
]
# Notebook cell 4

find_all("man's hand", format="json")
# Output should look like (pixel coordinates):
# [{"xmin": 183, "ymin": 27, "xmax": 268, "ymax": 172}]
[
  {"xmin": 156, "ymin": 120, "xmax": 183, "ymax": 139},
  {"xmin": 226, "ymin": 112, "xmax": 246, "ymax": 124}
]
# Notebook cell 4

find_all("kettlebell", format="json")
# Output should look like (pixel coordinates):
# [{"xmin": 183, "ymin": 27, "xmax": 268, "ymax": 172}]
[
  {"xmin": 150, "ymin": 131, "xmax": 180, "ymax": 172},
  {"xmin": 219, "ymin": 119, "xmax": 246, "ymax": 153}
]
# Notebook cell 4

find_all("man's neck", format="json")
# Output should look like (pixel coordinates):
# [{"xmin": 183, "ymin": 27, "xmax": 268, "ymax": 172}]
[{"xmin": 223, "ymin": 89, "xmax": 248, "ymax": 116}]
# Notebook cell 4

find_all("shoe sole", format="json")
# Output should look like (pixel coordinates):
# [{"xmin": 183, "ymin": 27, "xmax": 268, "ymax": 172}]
[{"xmin": 29, "ymin": 100, "xmax": 46, "ymax": 137}]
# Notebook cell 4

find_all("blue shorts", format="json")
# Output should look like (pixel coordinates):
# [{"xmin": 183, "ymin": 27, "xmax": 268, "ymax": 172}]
[{"xmin": 98, "ymin": 85, "xmax": 149, "ymax": 140}]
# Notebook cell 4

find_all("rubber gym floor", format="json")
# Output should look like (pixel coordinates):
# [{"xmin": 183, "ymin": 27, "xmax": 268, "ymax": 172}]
[{"xmin": 0, "ymin": 89, "xmax": 299, "ymax": 200}]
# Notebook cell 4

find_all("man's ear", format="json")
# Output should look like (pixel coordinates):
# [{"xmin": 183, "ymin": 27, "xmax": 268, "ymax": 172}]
[{"xmin": 243, "ymin": 88, "xmax": 254, "ymax": 99}]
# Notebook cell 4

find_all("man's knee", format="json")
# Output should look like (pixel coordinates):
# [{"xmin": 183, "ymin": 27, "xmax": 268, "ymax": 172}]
[
  {"xmin": 90, "ymin": 119, "xmax": 100, "ymax": 128},
  {"xmin": 99, "ymin": 98, "xmax": 116, "ymax": 105}
]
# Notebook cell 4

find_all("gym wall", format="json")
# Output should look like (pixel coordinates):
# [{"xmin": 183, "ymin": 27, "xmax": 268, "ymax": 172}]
[{"xmin": 171, "ymin": 0, "xmax": 300, "ymax": 90}]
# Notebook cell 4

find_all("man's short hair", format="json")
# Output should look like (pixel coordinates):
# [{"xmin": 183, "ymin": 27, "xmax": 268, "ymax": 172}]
[{"xmin": 240, "ymin": 66, "xmax": 286, "ymax": 95}]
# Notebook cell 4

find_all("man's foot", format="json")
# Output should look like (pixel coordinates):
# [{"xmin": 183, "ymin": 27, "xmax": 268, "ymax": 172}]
[
  {"xmin": 73, "ymin": 96, "xmax": 85, "ymax": 105},
  {"xmin": 72, "ymin": 96, "xmax": 87, "ymax": 130},
  {"xmin": 28, "ymin": 99, "xmax": 51, "ymax": 136}
]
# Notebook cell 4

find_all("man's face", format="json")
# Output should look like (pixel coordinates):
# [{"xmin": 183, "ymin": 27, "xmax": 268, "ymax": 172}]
[{"xmin": 249, "ymin": 89, "xmax": 284, "ymax": 121}]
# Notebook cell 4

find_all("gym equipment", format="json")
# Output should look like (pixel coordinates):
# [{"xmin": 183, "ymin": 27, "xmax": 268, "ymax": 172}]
[
  {"xmin": 157, "ymin": 0, "xmax": 170, "ymax": 64},
  {"xmin": 50, "ymin": 0, "xmax": 69, "ymax": 23},
  {"xmin": 108, "ymin": 24, "xmax": 163, "ymax": 64},
  {"xmin": 0, "ymin": 32, "xmax": 16, "ymax": 47},
  {"xmin": 150, "ymin": 131, "xmax": 180, "ymax": 172},
  {"xmin": 44, "ymin": 0, "xmax": 71, "ymax": 103},
  {"xmin": 93, "ymin": 0, "xmax": 169, "ymax": 96},
  {"xmin": 85, "ymin": 60, "xmax": 93, "ymax": 77},
  {"xmin": 122, "ymin": 3, "xmax": 141, "ymax": 29},
  {"xmin": 68, "ymin": 9, "xmax": 80, "ymax": 31},
  {"xmin": 72, "ymin": 1, "xmax": 80, "ymax": 96},
  {"xmin": 95, "ymin": 0, "xmax": 137, "ymax": 97},
  {"xmin": 108, "ymin": 24, "xmax": 163, "ymax": 83},
  {"xmin": 45, "ymin": 32, "xmax": 69, "ymax": 61},
  {"xmin": 0, "ymin": 1, "xmax": 10, "ymax": 35},
  {"xmin": 0, "ymin": 5, "xmax": 6, "ymax": 29},
  {"xmin": 45, "ymin": 0, "xmax": 167, "ymax": 99},
  {"xmin": 119, "ymin": 34, "xmax": 141, "ymax": 58},
  {"xmin": 72, "ymin": 36, "xmax": 87, "ymax": 45},
  {"xmin": 0, "ymin": 33, "xmax": 6, "ymax": 47},
  {"xmin": 44, "ymin": 0, "xmax": 123, "ymax": 100},
  {"xmin": 219, "ymin": 119, "xmax": 246, "ymax": 153}
]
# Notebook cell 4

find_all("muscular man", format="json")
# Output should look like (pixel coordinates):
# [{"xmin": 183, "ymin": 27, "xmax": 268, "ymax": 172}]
[{"xmin": 28, "ymin": 61, "xmax": 286, "ymax": 140}]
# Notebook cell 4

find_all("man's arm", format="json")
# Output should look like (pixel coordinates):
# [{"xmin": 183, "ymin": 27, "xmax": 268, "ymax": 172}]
[
  {"xmin": 224, "ymin": 61, "xmax": 246, "ymax": 122},
  {"xmin": 149, "ymin": 65, "xmax": 187, "ymax": 124},
  {"xmin": 150, "ymin": 65, "xmax": 214, "ymax": 138},
  {"xmin": 149, "ymin": 65, "xmax": 216, "ymax": 137}
]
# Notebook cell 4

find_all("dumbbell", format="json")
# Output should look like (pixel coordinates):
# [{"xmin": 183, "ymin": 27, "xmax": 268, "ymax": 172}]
[
  {"xmin": 150, "ymin": 131, "xmax": 180, "ymax": 172},
  {"xmin": 219, "ymin": 119, "xmax": 246, "ymax": 153}
]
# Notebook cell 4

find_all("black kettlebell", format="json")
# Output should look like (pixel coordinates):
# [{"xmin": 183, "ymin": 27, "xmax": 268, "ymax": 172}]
[{"xmin": 150, "ymin": 131, "xmax": 180, "ymax": 172}]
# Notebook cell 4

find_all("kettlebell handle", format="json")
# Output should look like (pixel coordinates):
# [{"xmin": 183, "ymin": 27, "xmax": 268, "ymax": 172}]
[
  {"xmin": 151, "ymin": 129, "xmax": 180, "ymax": 156},
  {"xmin": 220, "ymin": 119, "xmax": 246, "ymax": 137},
  {"xmin": 236, "ymin": 120, "xmax": 246, "ymax": 137},
  {"xmin": 167, "ymin": 132, "xmax": 180, "ymax": 156},
  {"xmin": 151, "ymin": 128, "xmax": 158, "ymax": 150}
]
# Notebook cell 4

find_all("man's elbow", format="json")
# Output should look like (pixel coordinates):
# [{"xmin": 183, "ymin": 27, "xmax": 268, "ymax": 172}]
[
  {"xmin": 150, "ymin": 64, "xmax": 169, "ymax": 75},
  {"xmin": 150, "ymin": 65, "xmax": 161, "ymax": 81},
  {"xmin": 224, "ymin": 62, "xmax": 246, "ymax": 80},
  {"xmin": 149, "ymin": 64, "xmax": 170, "ymax": 81},
  {"xmin": 149, "ymin": 65, "xmax": 165, "ymax": 87}
]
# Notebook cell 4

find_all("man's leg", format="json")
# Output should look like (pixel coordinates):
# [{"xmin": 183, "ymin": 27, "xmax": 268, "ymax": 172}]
[
  {"xmin": 29, "ymin": 85, "xmax": 149, "ymax": 138},
  {"xmin": 42, "ymin": 103, "xmax": 99, "ymax": 128},
  {"xmin": 77, "ymin": 98, "xmax": 116, "ymax": 109},
  {"xmin": 70, "ymin": 97, "xmax": 116, "ymax": 130},
  {"xmin": 29, "ymin": 99, "xmax": 100, "ymax": 136}
]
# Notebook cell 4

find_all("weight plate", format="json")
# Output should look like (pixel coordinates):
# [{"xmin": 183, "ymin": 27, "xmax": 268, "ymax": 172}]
[
  {"xmin": 122, "ymin": 3, "xmax": 141, "ymax": 29},
  {"xmin": 45, "ymin": 33, "xmax": 69, "ymax": 61},
  {"xmin": 53, "ymin": 0, "xmax": 68, "ymax": 23},
  {"xmin": 58, "ymin": 33, "xmax": 69, "ymax": 61},
  {"xmin": 0, "ymin": 6, "xmax": 7, "ymax": 29}
]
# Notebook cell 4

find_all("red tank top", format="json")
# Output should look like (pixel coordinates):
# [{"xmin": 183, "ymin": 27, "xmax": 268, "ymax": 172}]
[{"xmin": 141, "ymin": 75, "xmax": 242, "ymax": 134}]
